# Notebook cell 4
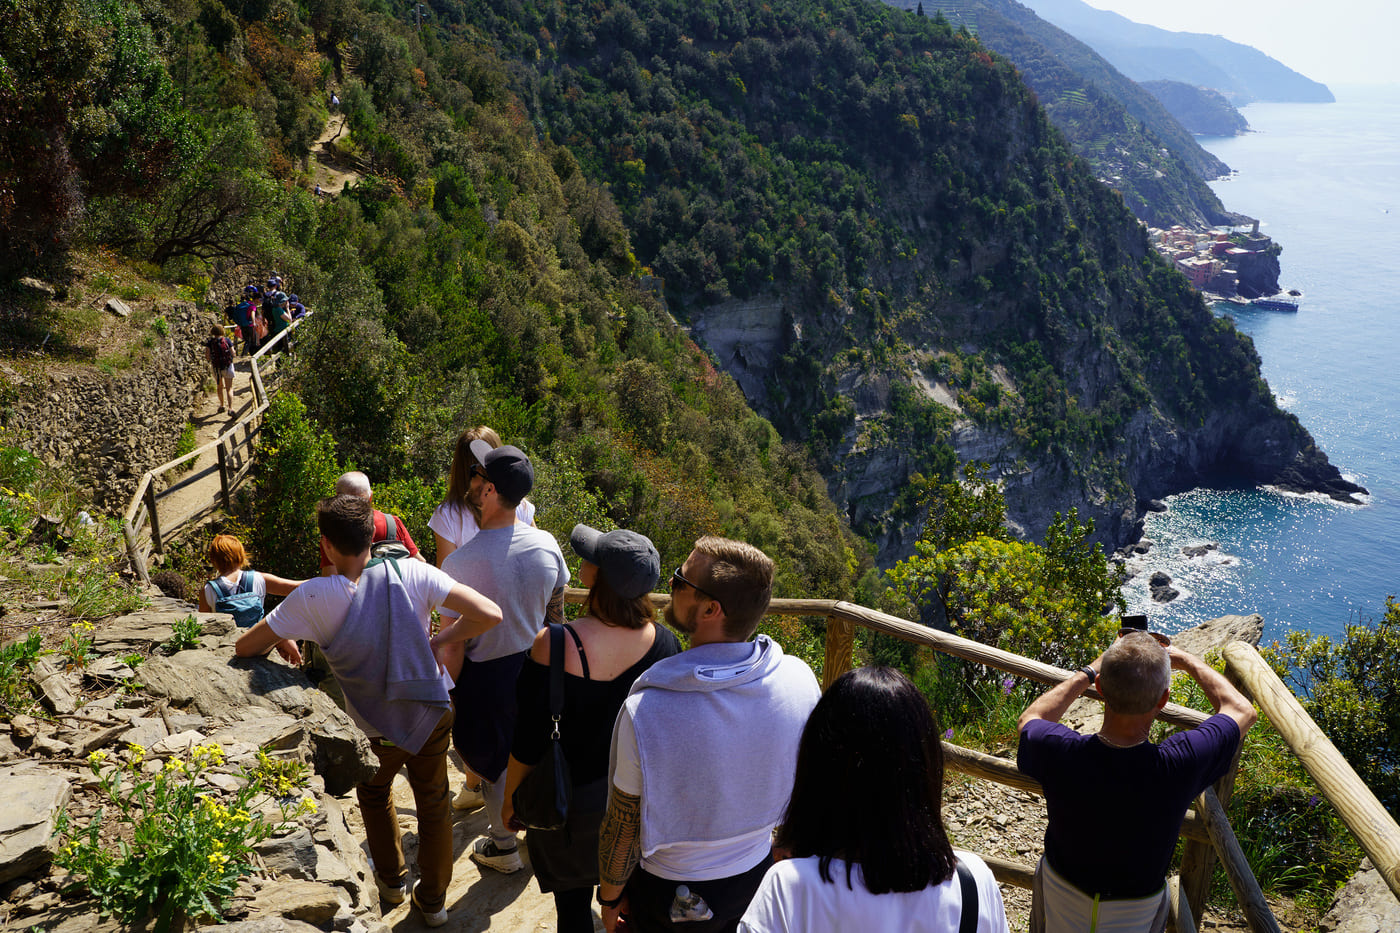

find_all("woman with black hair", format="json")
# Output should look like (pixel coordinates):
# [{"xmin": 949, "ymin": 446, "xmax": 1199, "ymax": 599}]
[{"xmin": 739, "ymin": 666, "xmax": 1009, "ymax": 932}]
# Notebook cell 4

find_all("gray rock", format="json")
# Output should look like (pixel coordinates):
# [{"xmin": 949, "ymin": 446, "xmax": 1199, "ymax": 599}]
[
  {"xmin": 247, "ymin": 878, "xmax": 348, "ymax": 925},
  {"xmin": 1319, "ymin": 859, "xmax": 1400, "ymax": 932},
  {"xmin": 32, "ymin": 656, "xmax": 79, "ymax": 715},
  {"xmin": 1171, "ymin": 614, "xmax": 1263, "ymax": 655},
  {"xmin": 0, "ymin": 769, "xmax": 72, "ymax": 883},
  {"xmin": 1181, "ymin": 542, "xmax": 1219, "ymax": 558},
  {"xmin": 136, "ymin": 648, "xmax": 375, "ymax": 794},
  {"xmin": 104, "ymin": 297, "xmax": 132, "ymax": 317}
]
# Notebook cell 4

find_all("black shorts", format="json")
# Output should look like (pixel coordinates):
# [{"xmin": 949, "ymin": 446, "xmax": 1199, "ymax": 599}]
[
  {"xmin": 622, "ymin": 854, "xmax": 773, "ymax": 933},
  {"xmin": 449, "ymin": 650, "xmax": 527, "ymax": 779}
]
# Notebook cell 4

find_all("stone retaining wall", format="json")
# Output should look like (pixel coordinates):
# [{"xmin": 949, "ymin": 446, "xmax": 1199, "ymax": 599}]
[{"xmin": 5, "ymin": 300, "xmax": 211, "ymax": 514}]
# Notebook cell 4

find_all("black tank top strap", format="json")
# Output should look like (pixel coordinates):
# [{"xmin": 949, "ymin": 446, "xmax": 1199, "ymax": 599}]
[{"xmin": 562, "ymin": 622, "xmax": 590, "ymax": 680}]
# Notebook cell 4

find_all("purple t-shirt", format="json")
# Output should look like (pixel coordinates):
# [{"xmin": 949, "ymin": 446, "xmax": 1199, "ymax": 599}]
[{"xmin": 1017, "ymin": 713, "xmax": 1240, "ymax": 899}]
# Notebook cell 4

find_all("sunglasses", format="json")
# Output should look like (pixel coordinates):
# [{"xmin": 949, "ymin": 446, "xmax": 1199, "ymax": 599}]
[
  {"xmin": 470, "ymin": 464, "xmax": 490, "ymax": 481},
  {"xmin": 1119, "ymin": 627, "xmax": 1171, "ymax": 647},
  {"xmin": 670, "ymin": 566, "xmax": 724, "ymax": 612}
]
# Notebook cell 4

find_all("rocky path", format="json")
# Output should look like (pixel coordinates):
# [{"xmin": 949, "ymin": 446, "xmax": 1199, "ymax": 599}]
[{"xmin": 310, "ymin": 112, "xmax": 362, "ymax": 196}]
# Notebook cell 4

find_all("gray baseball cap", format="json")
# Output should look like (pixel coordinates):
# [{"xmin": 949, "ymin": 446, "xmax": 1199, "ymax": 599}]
[
  {"xmin": 469, "ymin": 440, "xmax": 534, "ymax": 502},
  {"xmin": 570, "ymin": 524, "xmax": 660, "ymax": 599}
]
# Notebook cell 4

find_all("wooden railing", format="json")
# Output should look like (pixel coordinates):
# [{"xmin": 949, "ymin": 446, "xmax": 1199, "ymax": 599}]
[
  {"xmin": 122, "ymin": 317, "xmax": 310, "ymax": 584},
  {"xmin": 563, "ymin": 589, "xmax": 1400, "ymax": 931}
]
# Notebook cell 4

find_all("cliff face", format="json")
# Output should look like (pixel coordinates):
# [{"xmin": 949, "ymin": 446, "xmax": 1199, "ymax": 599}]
[{"xmin": 468, "ymin": 0, "xmax": 1360, "ymax": 568}]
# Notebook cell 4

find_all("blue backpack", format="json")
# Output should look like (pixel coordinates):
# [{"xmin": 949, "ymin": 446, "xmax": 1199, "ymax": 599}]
[{"xmin": 209, "ymin": 571, "xmax": 264, "ymax": 628}]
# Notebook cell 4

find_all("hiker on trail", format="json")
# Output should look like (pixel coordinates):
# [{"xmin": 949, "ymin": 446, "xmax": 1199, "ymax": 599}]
[
  {"xmin": 229, "ymin": 292, "xmax": 258, "ymax": 356},
  {"xmin": 317, "ymin": 471, "xmax": 424, "ymax": 575},
  {"xmin": 597, "ymin": 536, "xmax": 820, "ymax": 933},
  {"xmin": 287, "ymin": 294, "xmax": 308, "ymax": 320},
  {"xmin": 501, "ymin": 524, "xmax": 680, "ymax": 933},
  {"xmin": 265, "ymin": 290, "xmax": 293, "ymax": 351},
  {"xmin": 438, "ymin": 442, "xmax": 569, "ymax": 876},
  {"xmin": 235, "ymin": 494, "xmax": 503, "ymax": 928},
  {"xmin": 738, "ymin": 666, "xmax": 1009, "ymax": 933},
  {"xmin": 197, "ymin": 534, "xmax": 303, "ymax": 627},
  {"xmin": 1017, "ymin": 629, "xmax": 1257, "ymax": 933},
  {"xmin": 429, "ymin": 426, "xmax": 536, "ymax": 568},
  {"xmin": 204, "ymin": 322, "xmax": 235, "ymax": 413}
]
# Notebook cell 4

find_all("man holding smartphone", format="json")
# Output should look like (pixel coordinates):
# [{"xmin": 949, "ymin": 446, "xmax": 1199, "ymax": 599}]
[{"xmin": 1016, "ymin": 623, "xmax": 1257, "ymax": 933}]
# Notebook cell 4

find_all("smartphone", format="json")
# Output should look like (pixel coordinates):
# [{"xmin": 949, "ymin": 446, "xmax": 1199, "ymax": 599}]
[{"xmin": 1120, "ymin": 614, "xmax": 1148, "ymax": 631}]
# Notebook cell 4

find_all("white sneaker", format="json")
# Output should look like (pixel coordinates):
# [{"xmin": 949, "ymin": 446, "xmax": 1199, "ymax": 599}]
[
  {"xmin": 374, "ymin": 873, "xmax": 406, "ymax": 905},
  {"xmin": 452, "ymin": 781, "xmax": 485, "ymax": 811},
  {"xmin": 411, "ymin": 881, "xmax": 449, "ymax": 928},
  {"xmin": 469, "ymin": 835, "xmax": 523, "ymax": 873}
]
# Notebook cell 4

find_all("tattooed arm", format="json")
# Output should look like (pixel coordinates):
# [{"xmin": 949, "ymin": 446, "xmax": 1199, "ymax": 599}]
[
  {"xmin": 544, "ymin": 586, "xmax": 565, "ymax": 627},
  {"xmin": 598, "ymin": 783, "xmax": 642, "ymax": 932}
]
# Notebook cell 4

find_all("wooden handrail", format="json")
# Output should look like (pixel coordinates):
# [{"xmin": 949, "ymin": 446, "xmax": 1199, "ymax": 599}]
[
  {"xmin": 1224, "ymin": 641, "xmax": 1400, "ymax": 902},
  {"xmin": 121, "ymin": 314, "xmax": 310, "ymax": 579}
]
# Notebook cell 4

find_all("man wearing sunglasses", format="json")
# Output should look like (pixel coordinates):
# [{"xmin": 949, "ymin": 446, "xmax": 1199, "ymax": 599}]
[
  {"xmin": 597, "ymin": 536, "xmax": 821, "ymax": 932},
  {"xmin": 439, "ymin": 442, "xmax": 570, "ymax": 876},
  {"xmin": 1016, "ymin": 628, "xmax": 1257, "ymax": 933}
]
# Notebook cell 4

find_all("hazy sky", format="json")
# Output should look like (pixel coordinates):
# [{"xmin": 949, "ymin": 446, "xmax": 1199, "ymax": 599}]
[{"xmin": 1078, "ymin": 0, "xmax": 1400, "ymax": 87}]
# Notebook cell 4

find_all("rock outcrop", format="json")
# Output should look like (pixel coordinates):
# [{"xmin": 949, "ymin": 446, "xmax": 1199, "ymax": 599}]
[{"xmin": 0, "ymin": 609, "xmax": 386, "ymax": 932}]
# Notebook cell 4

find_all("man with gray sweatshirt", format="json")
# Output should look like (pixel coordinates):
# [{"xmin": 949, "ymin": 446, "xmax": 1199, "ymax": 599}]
[
  {"xmin": 597, "ymin": 536, "xmax": 821, "ymax": 933},
  {"xmin": 235, "ymin": 494, "xmax": 502, "ymax": 927}
]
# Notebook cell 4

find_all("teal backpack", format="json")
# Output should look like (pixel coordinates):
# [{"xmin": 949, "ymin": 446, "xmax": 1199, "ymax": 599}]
[{"xmin": 210, "ymin": 571, "xmax": 264, "ymax": 628}]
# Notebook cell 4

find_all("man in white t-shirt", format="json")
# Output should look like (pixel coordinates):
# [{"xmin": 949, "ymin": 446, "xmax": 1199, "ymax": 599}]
[
  {"xmin": 439, "ymin": 442, "xmax": 570, "ymax": 875},
  {"xmin": 597, "ymin": 536, "xmax": 820, "ymax": 933},
  {"xmin": 235, "ymin": 494, "xmax": 501, "ymax": 927}
]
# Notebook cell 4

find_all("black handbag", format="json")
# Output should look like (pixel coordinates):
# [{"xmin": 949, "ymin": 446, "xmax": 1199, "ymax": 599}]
[{"xmin": 512, "ymin": 623, "xmax": 572, "ymax": 830}]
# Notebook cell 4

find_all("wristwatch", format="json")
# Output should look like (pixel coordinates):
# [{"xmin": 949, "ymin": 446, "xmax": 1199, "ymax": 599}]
[
  {"xmin": 597, "ymin": 887, "xmax": 624, "ymax": 909},
  {"xmin": 1078, "ymin": 665, "xmax": 1097, "ymax": 686}
]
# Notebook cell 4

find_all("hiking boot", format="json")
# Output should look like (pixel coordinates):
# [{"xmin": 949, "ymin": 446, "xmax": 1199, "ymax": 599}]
[
  {"xmin": 374, "ymin": 873, "xmax": 406, "ymax": 905},
  {"xmin": 452, "ymin": 781, "xmax": 485, "ymax": 811},
  {"xmin": 411, "ymin": 881, "xmax": 448, "ymax": 927},
  {"xmin": 469, "ymin": 836, "xmax": 523, "ymax": 874}
]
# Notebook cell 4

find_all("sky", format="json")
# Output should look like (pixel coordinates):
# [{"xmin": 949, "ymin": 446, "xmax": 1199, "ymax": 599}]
[{"xmin": 1076, "ymin": 0, "xmax": 1400, "ymax": 87}]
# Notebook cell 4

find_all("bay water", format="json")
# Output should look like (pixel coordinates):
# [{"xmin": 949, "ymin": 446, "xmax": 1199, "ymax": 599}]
[{"xmin": 1120, "ymin": 85, "xmax": 1400, "ymax": 644}]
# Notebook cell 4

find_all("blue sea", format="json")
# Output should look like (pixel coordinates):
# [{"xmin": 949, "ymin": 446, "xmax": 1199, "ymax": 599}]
[{"xmin": 1120, "ymin": 85, "xmax": 1400, "ymax": 644}]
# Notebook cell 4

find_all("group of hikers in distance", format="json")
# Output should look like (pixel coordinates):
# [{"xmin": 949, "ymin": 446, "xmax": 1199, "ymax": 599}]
[
  {"xmin": 200, "ymin": 421, "xmax": 1256, "ymax": 932},
  {"xmin": 202, "ymin": 272, "xmax": 310, "ymax": 414}
]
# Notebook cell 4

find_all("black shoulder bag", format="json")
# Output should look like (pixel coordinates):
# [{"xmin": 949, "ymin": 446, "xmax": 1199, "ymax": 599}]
[{"xmin": 511, "ymin": 623, "xmax": 572, "ymax": 830}]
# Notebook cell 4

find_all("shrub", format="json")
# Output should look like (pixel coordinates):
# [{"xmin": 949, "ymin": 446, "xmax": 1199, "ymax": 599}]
[
  {"xmin": 247, "ymin": 394, "xmax": 340, "ymax": 576},
  {"xmin": 54, "ymin": 742, "xmax": 318, "ymax": 932}
]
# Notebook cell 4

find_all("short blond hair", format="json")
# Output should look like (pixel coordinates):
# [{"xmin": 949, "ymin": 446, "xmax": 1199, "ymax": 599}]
[{"xmin": 693, "ymin": 535, "xmax": 774, "ymax": 640}]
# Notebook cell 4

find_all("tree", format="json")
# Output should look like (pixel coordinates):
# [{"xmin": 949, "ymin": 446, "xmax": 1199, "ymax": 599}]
[
  {"xmin": 887, "ymin": 463, "xmax": 1121, "ymax": 678},
  {"xmin": 1267, "ymin": 599, "xmax": 1400, "ymax": 815}
]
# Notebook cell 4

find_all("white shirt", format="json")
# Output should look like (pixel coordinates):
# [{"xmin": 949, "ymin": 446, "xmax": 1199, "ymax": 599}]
[
  {"xmin": 739, "ymin": 852, "xmax": 1009, "ymax": 933},
  {"xmin": 428, "ymin": 499, "xmax": 536, "ymax": 550},
  {"xmin": 203, "ymin": 569, "xmax": 267, "ymax": 612},
  {"xmin": 264, "ymin": 561, "xmax": 457, "ymax": 735}
]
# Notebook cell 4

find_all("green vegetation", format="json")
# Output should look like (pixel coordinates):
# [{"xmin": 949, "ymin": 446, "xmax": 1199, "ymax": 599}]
[
  {"xmin": 888, "ymin": 463, "xmax": 1123, "ymax": 667},
  {"xmin": 0, "ymin": 630, "xmax": 46, "ymax": 717},
  {"xmin": 54, "ymin": 743, "xmax": 319, "ymax": 933},
  {"xmin": 164, "ymin": 614, "xmax": 203, "ymax": 653},
  {"xmin": 1267, "ymin": 601, "xmax": 1400, "ymax": 817}
]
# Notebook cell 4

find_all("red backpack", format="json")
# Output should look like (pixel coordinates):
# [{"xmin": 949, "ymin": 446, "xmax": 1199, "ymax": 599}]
[{"xmin": 208, "ymin": 335, "xmax": 234, "ymax": 369}]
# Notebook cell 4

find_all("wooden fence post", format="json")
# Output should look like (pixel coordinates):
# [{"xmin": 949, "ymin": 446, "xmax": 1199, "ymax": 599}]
[
  {"xmin": 144, "ymin": 482, "xmax": 163, "ymax": 554},
  {"xmin": 216, "ymin": 441, "xmax": 232, "ymax": 511},
  {"xmin": 822, "ymin": 614, "xmax": 854, "ymax": 690},
  {"xmin": 1179, "ymin": 744, "xmax": 1242, "ymax": 924},
  {"xmin": 122, "ymin": 521, "xmax": 150, "ymax": 586}
]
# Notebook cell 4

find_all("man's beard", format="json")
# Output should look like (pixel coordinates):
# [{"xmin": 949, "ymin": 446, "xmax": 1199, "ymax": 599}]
[{"xmin": 664, "ymin": 599, "xmax": 697, "ymax": 634}]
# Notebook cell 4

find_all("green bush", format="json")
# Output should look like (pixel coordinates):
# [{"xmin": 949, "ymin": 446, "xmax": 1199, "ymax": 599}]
[
  {"xmin": 1266, "ymin": 599, "xmax": 1400, "ymax": 816},
  {"xmin": 247, "ymin": 394, "xmax": 340, "ymax": 577}
]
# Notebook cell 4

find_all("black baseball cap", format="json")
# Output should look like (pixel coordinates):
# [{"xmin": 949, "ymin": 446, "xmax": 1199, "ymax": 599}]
[
  {"xmin": 469, "ymin": 440, "xmax": 534, "ymax": 502},
  {"xmin": 570, "ymin": 524, "xmax": 660, "ymax": 599}
]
